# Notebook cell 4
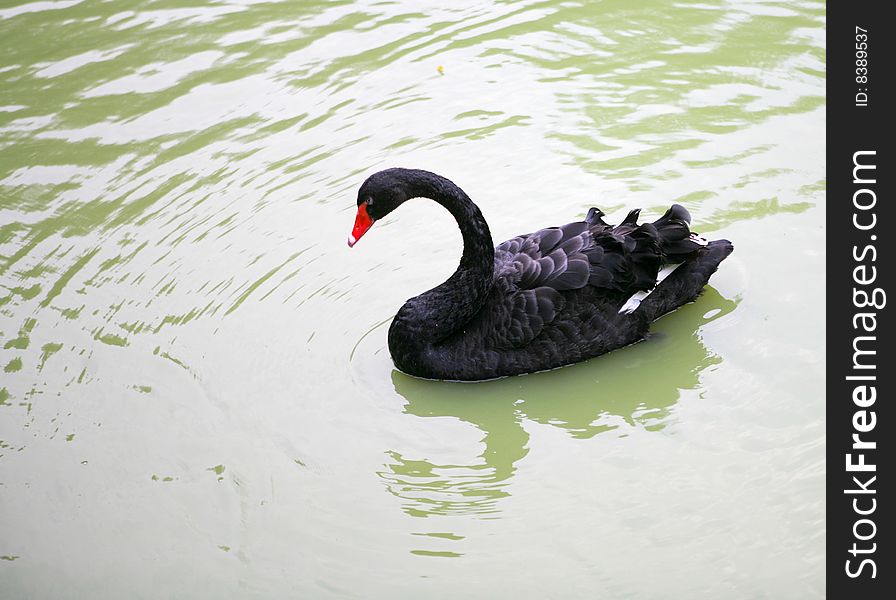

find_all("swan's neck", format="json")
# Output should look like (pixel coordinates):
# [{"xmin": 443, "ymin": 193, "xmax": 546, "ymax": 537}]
[{"xmin": 389, "ymin": 171, "xmax": 494, "ymax": 352}]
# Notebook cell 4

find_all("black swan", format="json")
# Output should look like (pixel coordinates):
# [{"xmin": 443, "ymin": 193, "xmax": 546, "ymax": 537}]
[{"xmin": 348, "ymin": 168, "xmax": 733, "ymax": 381}]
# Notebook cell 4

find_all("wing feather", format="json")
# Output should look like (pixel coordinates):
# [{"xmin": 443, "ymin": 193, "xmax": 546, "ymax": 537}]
[{"xmin": 484, "ymin": 205, "xmax": 684, "ymax": 348}]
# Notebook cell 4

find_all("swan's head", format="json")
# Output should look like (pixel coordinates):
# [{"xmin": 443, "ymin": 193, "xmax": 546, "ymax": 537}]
[{"xmin": 348, "ymin": 168, "xmax": 414, "ymax": 247}]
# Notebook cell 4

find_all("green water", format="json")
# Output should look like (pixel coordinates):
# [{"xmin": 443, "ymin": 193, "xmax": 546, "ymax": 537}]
[{"xmin": 1, "ymin": 1, "xmax": 824, "ymax": 597}]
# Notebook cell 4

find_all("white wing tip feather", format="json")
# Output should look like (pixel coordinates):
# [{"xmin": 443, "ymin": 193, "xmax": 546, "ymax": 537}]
[{"xmin": 618, "ymin": 262, "xmax": 685, "ymax": 314}]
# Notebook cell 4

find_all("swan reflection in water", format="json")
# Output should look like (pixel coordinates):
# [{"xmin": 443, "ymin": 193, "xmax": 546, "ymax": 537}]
[{"xmin": 377, "ymin": 287, "xmax": 738, "ymax": 519}]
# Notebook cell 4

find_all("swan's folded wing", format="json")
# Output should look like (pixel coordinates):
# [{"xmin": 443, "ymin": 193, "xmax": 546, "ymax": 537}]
[
  {"xmin": 494, "ymin": 220, "xmax": 663, "ymax": 297},
  {"xmin": 487, "ymin": 224, "xmax": 588, "ymax": 348},
  {"xmin": 485, "ymin": 217, "xmax": 666, "ymax": 348},
  {"xmin": 494, "ymin": 223, "xmax": 590, "ymax": 291},
  {"xmin": 586, "ymin": 227, "xmax": 663, "ymax": 292},
  {"xmin": 483, "ymin": 285, "xmax": 565, "ymax": 349}
]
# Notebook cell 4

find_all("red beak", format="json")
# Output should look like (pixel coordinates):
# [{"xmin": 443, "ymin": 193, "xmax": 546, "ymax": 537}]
[{"xmin": 348, "ymin": 203, "xmax": 374, "ymax": 247}]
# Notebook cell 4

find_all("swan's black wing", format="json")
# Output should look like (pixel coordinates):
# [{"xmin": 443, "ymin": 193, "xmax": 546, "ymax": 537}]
[{"xmin": 485, "ymin": 206, "xmax": 698, "ymax": 349}]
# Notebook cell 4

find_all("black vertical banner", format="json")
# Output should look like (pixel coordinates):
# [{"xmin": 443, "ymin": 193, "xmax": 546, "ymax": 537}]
[{"xmin": 828, "ymin": 2, "xmax": 893, "ymax": 597}]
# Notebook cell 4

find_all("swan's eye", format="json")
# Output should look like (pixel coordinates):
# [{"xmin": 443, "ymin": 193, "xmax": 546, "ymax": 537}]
[{"xmin": 365, "ymin": 197, "xmax": 373, "ymax": 206}]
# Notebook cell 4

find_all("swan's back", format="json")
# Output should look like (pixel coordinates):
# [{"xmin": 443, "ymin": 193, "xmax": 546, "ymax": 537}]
[{"xmin": 422, "ymin": 205, "xmax": 732, "ymax": 380}]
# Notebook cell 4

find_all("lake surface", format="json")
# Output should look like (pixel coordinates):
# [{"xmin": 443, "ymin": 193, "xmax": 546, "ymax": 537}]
[{"xmin": 1, "ymin": 1, "xmax": 825, "ymax": 597}]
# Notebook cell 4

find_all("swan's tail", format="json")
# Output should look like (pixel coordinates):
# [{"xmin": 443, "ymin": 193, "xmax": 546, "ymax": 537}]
[{"xmin": 635, "ymin": 239, "xmax": 734, "ymax": 321}]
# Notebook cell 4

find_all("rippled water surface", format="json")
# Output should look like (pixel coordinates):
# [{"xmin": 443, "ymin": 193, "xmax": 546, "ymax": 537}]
[{"xmin": 1, "ymin": 1, "xmax": 824, "ymax": 597}]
